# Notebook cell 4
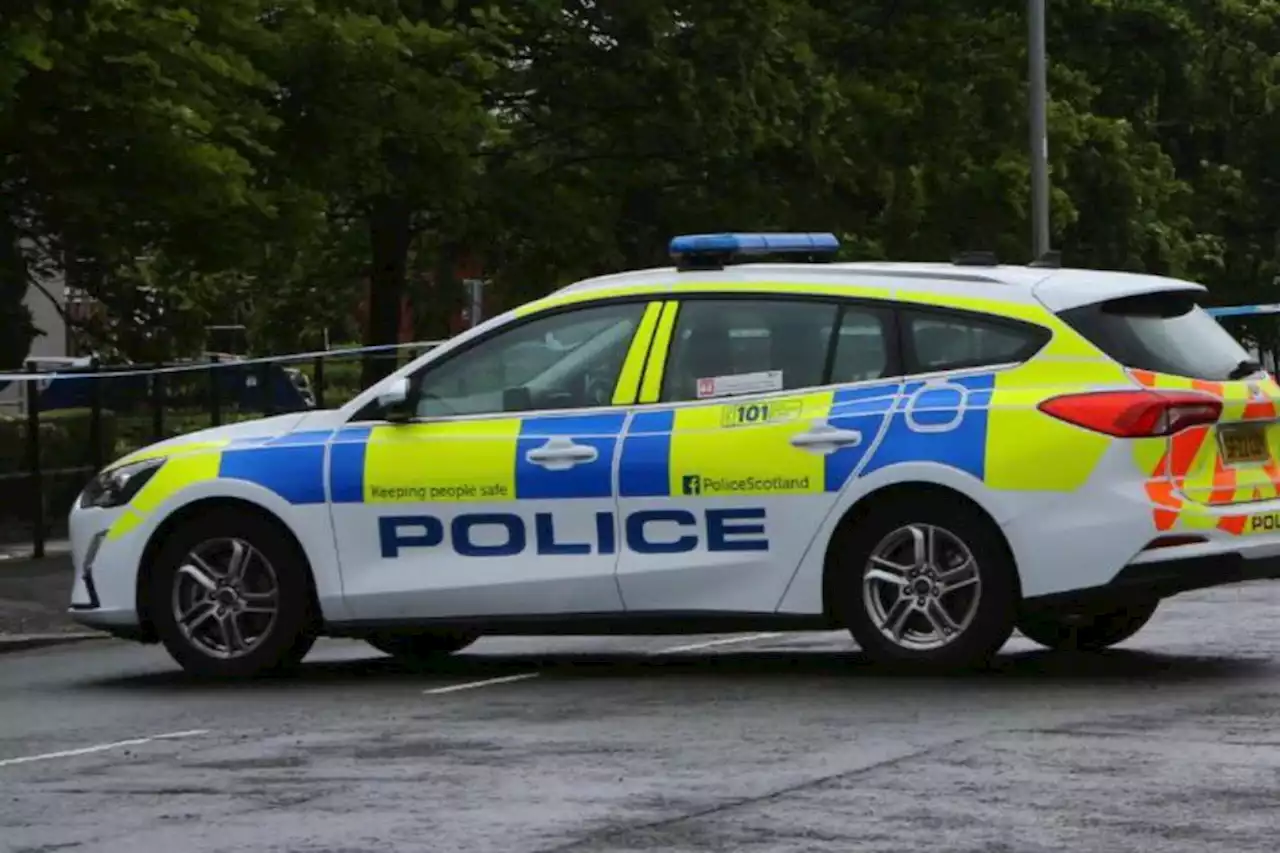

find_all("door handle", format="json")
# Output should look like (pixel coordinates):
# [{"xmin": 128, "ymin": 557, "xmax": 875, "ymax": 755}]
[
  {"xmin": 525, "ymin": 437, "xmax": 599, "ymax": 471},
  {"xmin": 790, "ymin": 423, "xmax": 863, "ymax": 454}
]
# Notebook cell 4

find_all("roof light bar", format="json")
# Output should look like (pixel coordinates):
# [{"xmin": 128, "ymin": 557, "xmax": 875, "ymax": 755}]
[{"xmin": 669, "ymin": 232, "xmax": 840, "ymax": 271}]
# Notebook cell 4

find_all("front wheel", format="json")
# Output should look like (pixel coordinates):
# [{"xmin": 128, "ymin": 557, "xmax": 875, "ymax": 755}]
[
  {"xmin": 834, "ymin": 495, "xmax": 1019, "ymax": 670},
  {"xmin": 1017, "ymin": 600, "xmax": 1158, "ymax": 652},
  {"xmin": 366, "ymin": 631, "xmax": 478, "ymax": 663},
  {"xmin": 149, "ymin": 508, "xmax": 318, "ymax": 678}
]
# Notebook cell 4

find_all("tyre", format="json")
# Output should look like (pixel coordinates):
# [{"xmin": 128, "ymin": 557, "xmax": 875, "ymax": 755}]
[
  {"xmin": 149, "ymin": 506, "xmax": 318, "ymax": 678},
  {"xmin": 833, "ymin": 494, "xmax": 1019, "ymax": 670},
  {"xmin": 1017, "ymin": 600, "xmax": 1158, "ymax": 652},
  {"xmin": 366, "ymin": 631, "xmax": 478, "ymax": 662}
]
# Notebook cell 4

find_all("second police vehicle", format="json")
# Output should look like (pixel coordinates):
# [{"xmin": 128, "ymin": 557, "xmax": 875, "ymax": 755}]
[{"xmin": 68, "ymin": 233, "xmax": 1280, "ymax": 676}]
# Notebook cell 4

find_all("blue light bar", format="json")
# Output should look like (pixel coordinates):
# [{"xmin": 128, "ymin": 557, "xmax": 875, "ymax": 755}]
[
  {"xmin": 1207, "ymin": 303, "xmax": 1280, "ymax": 318},
  {"xmin": 669, "ymin": 232, "xmax": 840, "ymax": 262}
]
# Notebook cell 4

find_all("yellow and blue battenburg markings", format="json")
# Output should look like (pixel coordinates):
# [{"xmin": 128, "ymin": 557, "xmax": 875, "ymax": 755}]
[
  {"xmin": 327, "ymin": 413, "xmax": 628, "ymax": 504},
  {"xmin": 618, "ymin": 381, "xmax": 905, "ymax": 497}
]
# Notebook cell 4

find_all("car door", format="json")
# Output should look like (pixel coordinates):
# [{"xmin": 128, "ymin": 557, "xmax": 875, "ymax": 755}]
[
  {"xmin": 330, "ymin": 298, "xmax": 663, "ymax": 621},
  {"xmin": 614, "ymin": 295, "xmax": 903, "ymax": 613}
]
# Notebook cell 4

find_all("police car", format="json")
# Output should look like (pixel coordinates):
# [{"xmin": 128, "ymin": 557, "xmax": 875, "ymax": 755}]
[{"xmin": 68, "ymin": 233, "xmax": 1280, "ymax": 676}]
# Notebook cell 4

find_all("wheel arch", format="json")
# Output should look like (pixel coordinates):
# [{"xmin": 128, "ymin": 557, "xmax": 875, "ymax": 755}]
[
  {"xmin": 135, "ymin": 496, "xmax": 322, "ymax": 641},
  {"xmin": 820, "ymin": 481, "xmax": 1021, "ymax": 622}
]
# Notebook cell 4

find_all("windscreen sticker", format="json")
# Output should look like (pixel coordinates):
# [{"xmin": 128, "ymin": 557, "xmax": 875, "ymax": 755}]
[
  {"xmin": 719, "ymin": 399, "xmax": 804, "ymax": 428},
  {"xmin": 696, "ymin": 370, "xmax": 783, "ymax": 399}
]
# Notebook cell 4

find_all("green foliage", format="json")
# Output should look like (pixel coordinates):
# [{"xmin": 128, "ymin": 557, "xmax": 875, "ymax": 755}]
[
  {"xmin": 5, "ymin": 0, "xmax": 1280, "ymax": 374},
  {"xmin": 0, "ymin": 408, "xmax": 118, "ymax": 524}
]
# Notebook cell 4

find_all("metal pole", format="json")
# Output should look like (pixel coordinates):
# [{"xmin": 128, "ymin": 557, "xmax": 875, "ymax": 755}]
[
  {"xmin": 1028, "ymin": 0, "xmax": 1051, "ymax": 258},
  {"xmin": 24, "ymin": 362, "xmax": 44, "ymax": 559}
]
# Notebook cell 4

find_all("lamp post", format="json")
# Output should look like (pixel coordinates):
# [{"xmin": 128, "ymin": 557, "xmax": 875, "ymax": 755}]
[{"xmin": 1028, "ymin": 0, "xmax": 1051, "ymax": 259}]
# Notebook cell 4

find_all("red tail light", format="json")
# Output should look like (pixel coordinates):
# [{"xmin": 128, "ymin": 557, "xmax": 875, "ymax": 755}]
[{"xmin": 1037, "ymin": 390, "xmax": 1222, "ymax": 437}]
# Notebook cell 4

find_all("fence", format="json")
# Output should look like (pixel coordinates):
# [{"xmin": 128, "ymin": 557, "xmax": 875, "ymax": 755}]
[{"xmin": 0, "ymin": 340, "xmax": 444, "ymax": 558}]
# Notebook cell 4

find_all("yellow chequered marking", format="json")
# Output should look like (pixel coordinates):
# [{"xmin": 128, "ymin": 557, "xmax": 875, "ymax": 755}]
[
  {"xmin": 363, "ymin": 419, "xmax": 520, "ymax": 503},
  {"xmin": 983, "ymin": 358, "xmax": 1122, "ymax": 491},
  {"xmin": 638, "ymin": 301, "xmax": 679, "ymax": 404},
  {"xmin": 612, "ymin": 301, "xmax": 664, "ymax": 405},
  {"xmin": 668, "ymin": 392, "xmax": 831, "ymax": 496},
  {"xmin": 108, "ymin": 440, "xmax": 230, "ymax": 471},
  {"xmin": 106, "ymin": 448, "xmax": 223, "ymax": 540}
]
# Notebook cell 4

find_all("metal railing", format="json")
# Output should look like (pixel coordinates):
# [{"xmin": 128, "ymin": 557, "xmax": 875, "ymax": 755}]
[{"xmin": 0, "ymin": 340, "xmax": 443, "ymax": 558}]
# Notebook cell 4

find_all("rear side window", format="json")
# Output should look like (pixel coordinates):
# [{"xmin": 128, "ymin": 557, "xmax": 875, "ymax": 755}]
[
  {"xmin": 1058, "ymin": 291, "xmax": 1255, "ymax": 381},
  {"xmin": 902, "ymin": 309, "xmax": 1049, "ymax": 373}
]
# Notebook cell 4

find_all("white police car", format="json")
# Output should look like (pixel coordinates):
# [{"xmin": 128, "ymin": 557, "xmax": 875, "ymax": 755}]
[{"xmin": 69, "ymin": 233, "xmax": 1280, "ymax": 676}]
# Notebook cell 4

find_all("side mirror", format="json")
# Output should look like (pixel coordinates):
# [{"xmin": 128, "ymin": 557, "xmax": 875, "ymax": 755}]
[
  {"xmin": 502, "ymin": 386, "xmax": 534, "ymax": 412},
  {"xmin": 377, "ymin": 377, "xmax": 414, "ymax": 423}
]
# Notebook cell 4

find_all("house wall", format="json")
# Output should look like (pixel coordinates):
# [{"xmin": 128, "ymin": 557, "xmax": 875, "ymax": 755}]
[{"xmin": 0, "ymin": 272, "xmax": 68, "ymax": 416}]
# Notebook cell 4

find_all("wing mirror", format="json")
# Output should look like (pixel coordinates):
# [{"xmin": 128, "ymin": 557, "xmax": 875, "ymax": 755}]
[{"xmin": 377, "ymin": 377, "xmax": 414, "ymax": 423}]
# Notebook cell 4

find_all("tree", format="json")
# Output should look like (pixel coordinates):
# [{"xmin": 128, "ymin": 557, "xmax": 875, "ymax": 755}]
[{"xmin": 0, "ymin": 0, "xmax": 288, "ymax": 365}]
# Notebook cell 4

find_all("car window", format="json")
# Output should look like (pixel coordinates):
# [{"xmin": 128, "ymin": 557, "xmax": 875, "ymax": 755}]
[
  {"xmin": 411, "ymin": 301, "xmax": 647, "ymax": 417},
  {"xmin": 904, "ymin": 310, "xmax": 1048, "ymax": 373},
  {"xmin": 830, "ymin": 308, "xmax": 894, "ymax": 383},
  {"xmin": 660, "ymin": 299, "xmax": 839, "ymax": 402},
  {"xmin": 1057, "ymin": 290, "xmax": 1256, "ymax": 381}
]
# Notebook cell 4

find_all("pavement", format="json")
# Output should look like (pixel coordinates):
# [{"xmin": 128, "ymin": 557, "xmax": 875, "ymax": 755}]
[
  {"xmin": 0, "ymin": 546, "xmax": 105, "ymax": 648},
  {"xmin": 3, "ymin": 582, "xmax": 1280, "ymax": 851}
]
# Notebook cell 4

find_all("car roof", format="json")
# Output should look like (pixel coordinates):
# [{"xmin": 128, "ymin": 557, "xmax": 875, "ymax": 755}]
[{"xmin": 550, "ymin": 261, "xmax": 1207, "ymax": 314}]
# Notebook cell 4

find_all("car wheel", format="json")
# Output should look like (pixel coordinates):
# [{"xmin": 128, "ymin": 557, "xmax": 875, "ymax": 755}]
[
  {"xmin": 834, "ymin": 494, "xmax": 1018, "ymax": 670},
  {"xmin": 366, "ymin": 631, "xmax": 478, "ymax": 662},
  {"xmin": 1017, "ymin": 600, "xmax": 1158, "ymax": 652},
  {"xmin": 149, "ymin": 507, "xmax": 318, "ymax": 678}
]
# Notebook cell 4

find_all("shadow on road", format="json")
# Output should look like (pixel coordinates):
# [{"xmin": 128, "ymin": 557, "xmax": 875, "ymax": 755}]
[{"xmin": 79, "ymin": 646, "xmax": 1272, "ymax": 692}]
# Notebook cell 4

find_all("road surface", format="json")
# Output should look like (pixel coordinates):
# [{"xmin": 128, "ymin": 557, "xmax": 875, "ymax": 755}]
[{"xmin": 4, "ymin": 584, "xmax": 1280, "ymax": 852}]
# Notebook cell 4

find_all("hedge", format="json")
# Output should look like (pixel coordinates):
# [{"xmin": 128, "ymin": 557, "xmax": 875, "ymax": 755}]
[{"xmin": 0, "ymin": 409, "xmax": 119, "ymax": 531}]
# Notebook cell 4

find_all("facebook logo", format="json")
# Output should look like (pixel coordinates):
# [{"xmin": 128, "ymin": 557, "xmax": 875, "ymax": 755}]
[{"xmin": 681, "ymin": 475, "xmax": 702, "ymax": 496}]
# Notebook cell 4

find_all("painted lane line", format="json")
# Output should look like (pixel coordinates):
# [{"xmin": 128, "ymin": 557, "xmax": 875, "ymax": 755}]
[
  {"xmin": 424, "ymin": 673, "xmax": 541, "ymax": 695},
  {"xmin": 651, "ymin": 632, "xmax": 785, "ymax": 655},
  {"xmin": 0, "ymin": 729, "xmax": 210, "ymax": 769},
  {"xmin": 422, "ymin": 633, "xmax": 788, "ymax": 695}
]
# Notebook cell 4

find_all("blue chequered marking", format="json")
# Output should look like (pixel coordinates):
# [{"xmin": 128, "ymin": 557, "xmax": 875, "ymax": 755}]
[
  {"xmin": 618, "ymin": 410, "xmax": 674, "ymax": 498},
  {"xmin": 515, "ymin": 412, "xmax": 626, "ymax": 500},
  {"xmin": 861, "ymin": 372, "xmax": 995, "ymax": 480},
  {"xmin": 329, "ymin": 426, "xmax": 372, "ymax": 504},
  {"xmin": 823, "ymin": 382, "xmax": 901, "ymax": 492},
  {"xmin": 218, "ymin": 443, "xmax": 327, "ymax": 504}
]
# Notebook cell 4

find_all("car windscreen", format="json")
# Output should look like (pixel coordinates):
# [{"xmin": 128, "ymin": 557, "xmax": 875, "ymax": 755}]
[{"xmin": 1057, "ymin": 290, "xmax": 1257, "ymax": 381}]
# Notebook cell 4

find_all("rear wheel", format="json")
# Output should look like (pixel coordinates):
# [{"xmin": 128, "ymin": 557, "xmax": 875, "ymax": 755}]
[
  {"xmin": 1017, "ymin": 600, "xmax": 1158, "ymax": 652},
  {"xmin": 366, "ymin": 631, "xmax": 478, "ymax": 662},
  {"xmin": 833, "ymin": 494, "xmax": 1019, "ymax": 670},
  {"xmin": 149, "ymin": 507, "xmax": 318, "ymax": 678}
]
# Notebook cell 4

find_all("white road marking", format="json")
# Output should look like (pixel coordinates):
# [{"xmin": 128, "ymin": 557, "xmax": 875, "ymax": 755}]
[
  {"xmin": 422, "ymin": 633, "xmax": 788, "ymax": 695},
  {"xmin": 423, "ymin": 673, "xmax": 541, "ymax": 694},
  {"xmin": 0, "ymin": 729, "xmax": 210, "ymax": 769},
  {"xmin": 649, "ymin": 632, "xmax": 785, "ymax": 655}
]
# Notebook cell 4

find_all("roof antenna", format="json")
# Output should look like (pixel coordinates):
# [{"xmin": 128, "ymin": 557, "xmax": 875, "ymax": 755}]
[{"xmin": 1029, "ymin": 250, "xmax": 1061, "ymax": 268}]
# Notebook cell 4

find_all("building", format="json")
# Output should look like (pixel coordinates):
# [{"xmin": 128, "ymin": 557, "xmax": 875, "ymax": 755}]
[{"xmin": 0, "ymin": 269, "xmax": 70, "ymax": 416}]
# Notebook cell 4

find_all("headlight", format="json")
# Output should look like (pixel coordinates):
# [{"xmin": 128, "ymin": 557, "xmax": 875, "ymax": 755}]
[{"xmin": 79, "ymin": 458, "xmax": 166, "ymax": 509}]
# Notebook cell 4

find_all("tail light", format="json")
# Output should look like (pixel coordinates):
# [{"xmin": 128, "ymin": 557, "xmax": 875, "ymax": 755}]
[{"xmin": 1037, "ymin": 390, "xmax": 1222, "ymax": 437}]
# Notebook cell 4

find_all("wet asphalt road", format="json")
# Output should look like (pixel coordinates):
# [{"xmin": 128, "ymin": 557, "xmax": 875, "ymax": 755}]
[{"xmin": 5, "ymin": 585, "xmax": 1280, "ymax": 852}]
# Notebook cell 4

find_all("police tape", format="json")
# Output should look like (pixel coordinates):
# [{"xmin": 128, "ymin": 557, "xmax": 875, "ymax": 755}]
[{"xmin": 0, "ymin": 339, "xmax": 446, "ymax": 383}]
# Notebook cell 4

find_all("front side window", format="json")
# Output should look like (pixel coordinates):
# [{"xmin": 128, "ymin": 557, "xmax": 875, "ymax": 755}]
[
  {"xmin": 660, "ymin": 299, "xmax": 841, "ymax": 402},
  {"xmin": 903, "ymin": 309, "xmax": 1049, "ymax": 373},
  {"xmin": 411, "ymin": 301, "xmax": 647, "ymax": 418}
]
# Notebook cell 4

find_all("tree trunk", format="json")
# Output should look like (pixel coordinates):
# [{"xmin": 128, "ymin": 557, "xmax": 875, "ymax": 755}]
[
  {"xmin": 362, "ymin": 197, "xmax": 412, "ymax": 390},
  {"xmin": 0, "ymin": 219, "xmax": 36, "ymax": 371}
]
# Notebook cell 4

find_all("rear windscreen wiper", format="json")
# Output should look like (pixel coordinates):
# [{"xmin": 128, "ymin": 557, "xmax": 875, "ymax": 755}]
[{"xmin": 1228, "ymin": 359, "xmax": 1264, "ymax": 380}]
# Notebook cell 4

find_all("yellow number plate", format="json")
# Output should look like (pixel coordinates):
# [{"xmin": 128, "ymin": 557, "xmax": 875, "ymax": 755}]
[{"xmin": 1219, "ymin": 424, "xmax": 1270, "ymax": 465}]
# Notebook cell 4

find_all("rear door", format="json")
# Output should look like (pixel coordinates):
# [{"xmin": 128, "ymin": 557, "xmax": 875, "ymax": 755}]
[
  {"xmin": 1058, "ymin": 290, "xmax": 1280, "ymax": 513},
  {"xmin": 613, "ymin": 295, "xmax": 902, "ymax": 613}
]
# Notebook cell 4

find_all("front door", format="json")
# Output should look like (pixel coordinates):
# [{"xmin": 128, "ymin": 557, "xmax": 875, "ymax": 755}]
[
  {"xmin": 614, "ymin": 296, "xmax": 902, "ymax": 613},
  {"xmin": 330, "ymin": 299, "xmax": 662, "ymax": 621}
]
